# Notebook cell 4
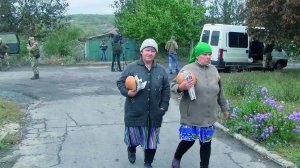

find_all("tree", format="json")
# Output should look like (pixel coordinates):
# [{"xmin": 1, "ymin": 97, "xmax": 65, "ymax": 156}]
[
  {"xmin": 206, "ymin": 0, "xmax": 246, "ymax": 25},
  {"xmin": 112, "ymin": 0, "xmax": 206, "ymax": 46},
  {"xmin": 246, "ymin": 0, "xmax": 300, "ymax": 41},
  {"xmin": 0, "ymin": 0, "xmax": 69, "ymax": 36},
  {"xmin": 43, "ymin": 26, "xmax": 82, "ymax": 58}
]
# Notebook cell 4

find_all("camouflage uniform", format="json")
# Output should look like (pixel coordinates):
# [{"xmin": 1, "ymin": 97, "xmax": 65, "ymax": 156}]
[
  {"xmin": 0, "ymin": 38, "xmax": 10, "ymax": 71},
  {"xmin": 27, "ymin": 37, "xmax": 39, "ymax": 79},
  {"xmin": 263, "ymin": 42, "xmax": 274, "ymax": 70}
]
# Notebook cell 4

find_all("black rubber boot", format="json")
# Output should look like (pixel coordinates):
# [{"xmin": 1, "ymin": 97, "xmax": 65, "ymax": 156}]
[
  {"xmin": 144, "ymin": 162, "xmax": 153, "ymax": 168},
  {"xmin": 172, "ymin": 158, "xmax": 181, "ymax": 168},
  {"xmin": 144, "ymin": 149, "xmax": 156, "ymax": 168},
  {"xmin": 127, "ymin": 147, "xmax": 136, "ymax": 164},
  {"xmin": 31, "ymin": 74, "xmax": 39, "ymax": 80}
]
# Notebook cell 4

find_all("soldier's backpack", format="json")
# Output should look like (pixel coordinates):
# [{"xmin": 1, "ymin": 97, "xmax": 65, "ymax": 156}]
[{"xmin": 113, "ymin": 42, "xmax": 122, "ymax": 54}]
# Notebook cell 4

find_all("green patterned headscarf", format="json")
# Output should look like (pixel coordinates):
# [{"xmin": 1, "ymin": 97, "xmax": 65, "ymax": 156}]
[{"xmin": 188, "ymin": 42, "xmax": 212, "ymax": 63}]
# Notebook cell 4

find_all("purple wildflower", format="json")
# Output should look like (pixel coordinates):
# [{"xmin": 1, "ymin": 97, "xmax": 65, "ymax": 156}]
[
  {"xmin": 230, "ymin": 107, "xmax": 239, "ymax": 120},
  {"xmin": 235, "ymin": 125, "xmax": 242, "ymax": 130},
  {"xmin": 285, "ymin": 111, "xmax": 300, "ymax": 122},
  {"xmin": 264, "ymin": 97, "xmax": 276, "ymax": 107},
  {"xmin": 254, "ymin": 113, "xmax": 272, "ymax": 123},
  {"xmin": 261, "ymin": 87, "xmax": 268, "ymax": 94},
  {"xmin": 294, "ymin": 126, "xmax": 300, "ymax": 133},
  {"xmin": 226, "ymin": 99, "xmax": 231, "ymax": 108},
  {"xmin": 269, "ymin": 126, "xmax": 274, "ymax": 133},
  {"xmin": 260, "ymin": 133, "xmax": 265, "ymax": 140},
  {"xmin": 276, "ymin": 104, "xmax": 284, "ymax": 111}
]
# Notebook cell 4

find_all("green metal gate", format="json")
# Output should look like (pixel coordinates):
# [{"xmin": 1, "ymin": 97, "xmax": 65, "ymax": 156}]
[{"xmin": 85, "ymin": 37, "xmax": 136, "ymax": 62}]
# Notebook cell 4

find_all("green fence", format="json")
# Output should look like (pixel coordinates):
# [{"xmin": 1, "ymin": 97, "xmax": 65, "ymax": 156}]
[{"xmin": 85, "ymin": 37, "xmax": 136, "ymax": 62}]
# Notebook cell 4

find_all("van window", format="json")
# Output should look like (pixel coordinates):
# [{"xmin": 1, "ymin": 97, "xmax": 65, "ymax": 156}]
[
  {"xmin": 211, "ymin": 31, "xmax": 220, "ymax": 46},
  {"xmin": 228, "ymin": 32, "xmax": 248, "ymax": 48},
  {"xmin": 201, "ymin": 30, "xmax": 210, "ymax": 43},
  {"xmin": 0, "ymin": 32, "xmax": 20, "ymax": 54},
  {"xmin": 0, "ymin": 34, "xmax": 18, "ymax": 43}
]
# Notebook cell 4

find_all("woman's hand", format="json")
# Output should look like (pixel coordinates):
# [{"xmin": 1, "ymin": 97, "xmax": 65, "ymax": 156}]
[
  {"xmin": 128, "ymin": 90, "xmax": 138, "ymax": 97},
  {"xmin": 178, "ymin": 80, "xmax": 195, "ymax": 91},
  {"xmin": 223, "ymin": 111, "xmax": 229, "ymax": 119}
]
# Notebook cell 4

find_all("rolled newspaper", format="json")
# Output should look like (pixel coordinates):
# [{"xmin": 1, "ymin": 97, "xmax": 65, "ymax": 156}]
[
  {"xmin": 183, "ymin": 71, "xmax": 196, "ymax": 100},
  {"xmin": 134, "ymin": 75, "xmax": 147, "ymax": 91}
]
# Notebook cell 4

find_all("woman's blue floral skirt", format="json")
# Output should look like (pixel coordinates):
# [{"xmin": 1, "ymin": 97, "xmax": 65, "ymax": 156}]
[{"xmin": 179, "ymin": 124, "xmax": 215, "ymax": 143}]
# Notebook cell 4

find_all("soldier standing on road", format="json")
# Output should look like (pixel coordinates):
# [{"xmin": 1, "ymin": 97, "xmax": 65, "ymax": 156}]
[
  {"xmin": 27, "ymin": 37, "xmax": 40, "ymax": 80},
  {"xmin": 117, "ymin": 39, "xmax": 170, "ymax": 168},
  {"xmin": 165, "ymin": 36, "xmax": 179, "ymax": 74},
  {"xmin": 263, "ymin": 40, "xmax": 274, "ymax": 72},
  {"xmin": 170, "ymin": 42, "xmax": 229, "ymax": 168},
  {"xmin": 0, "ymin": 38, "xmax": 10, "ymax": 71}
]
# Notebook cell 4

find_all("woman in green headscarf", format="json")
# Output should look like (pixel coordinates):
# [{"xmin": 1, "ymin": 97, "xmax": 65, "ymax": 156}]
[{"xmin": 170, "ymin": 42, "xmax": 229, "ymax": 168}]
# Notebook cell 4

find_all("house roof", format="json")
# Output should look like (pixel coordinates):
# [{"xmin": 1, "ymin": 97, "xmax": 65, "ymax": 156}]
[{"xmin": 83, "ymin": 27, "xmax": 119, "ymax": 41}]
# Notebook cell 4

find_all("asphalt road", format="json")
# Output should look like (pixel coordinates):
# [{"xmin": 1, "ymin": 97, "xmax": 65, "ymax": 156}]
[{"xmin": 0, "ymin": 64, "xmax": 288, "ymax": 168}]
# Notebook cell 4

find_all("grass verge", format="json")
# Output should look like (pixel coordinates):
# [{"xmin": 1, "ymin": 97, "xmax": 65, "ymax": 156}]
[
  {"xmin": 0, "ymin": 98, "xmax": 25, "ymax": 150},
  {"xmin": 220, "ymin": 69, "xmax": 300, "ymax": 167}
]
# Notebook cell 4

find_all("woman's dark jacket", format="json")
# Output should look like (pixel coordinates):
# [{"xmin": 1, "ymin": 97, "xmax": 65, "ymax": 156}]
[{"xmin": 117, "ymin": 59, "xmax": 170, "ymax": 127}]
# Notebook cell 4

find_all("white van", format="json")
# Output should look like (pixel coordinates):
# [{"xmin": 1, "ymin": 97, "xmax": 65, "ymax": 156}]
[{"xmin": 200, "ymin": 24, "xmax": 288, "ymax": 71}]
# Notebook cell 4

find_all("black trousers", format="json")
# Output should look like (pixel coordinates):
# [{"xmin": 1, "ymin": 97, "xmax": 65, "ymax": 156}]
[
  {"xmin": 128, "ymin": 146, "xmax": 156, "ymax": 164},
  {"xmin": 111, "ymin": 53, "xmax": 121, "ymax": 71},
  {"xmin": 174, "ymin": 140, "xmax": 211, "ymax": 168}
]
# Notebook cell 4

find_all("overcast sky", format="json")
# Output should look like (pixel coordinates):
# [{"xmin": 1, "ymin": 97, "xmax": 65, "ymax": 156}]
[{"xmin": 66, "ymin": 0, "xmax": 115, "ymax": 15}]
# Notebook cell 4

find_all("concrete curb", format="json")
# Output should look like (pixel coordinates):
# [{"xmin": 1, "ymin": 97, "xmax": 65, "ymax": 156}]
[{"xmin": 215, "ymin": 122, "xmax": 298, "ymax": 168}]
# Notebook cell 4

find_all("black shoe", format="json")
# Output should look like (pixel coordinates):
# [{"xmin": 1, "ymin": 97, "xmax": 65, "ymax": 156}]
[
  {"xmin": 144, "ymin": 163, "xmax": 153, "ymax": 168},
  {"xmin": 30, "ymin": 74, "xmax": 39, "ymax": 80},
  {"xmin": 127, "ymin": 150, "xmax": 136, "ymax": 164},
  {"xmin": 172, "ymin": 158, "xmax": 180, "ymax": 168}
]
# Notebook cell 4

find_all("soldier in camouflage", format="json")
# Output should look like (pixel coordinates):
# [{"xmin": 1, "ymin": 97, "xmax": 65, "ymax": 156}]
[
  {"xmin": 0, "ymin": 38, "xmax": 10, "ymax": 71},
  {"xmin": 263, "ymin": 40, "xmax": 274, "ymax": 72},
  {"xmin": 27, "ymin": 37, "xmax": 40, "ymax": 79}
]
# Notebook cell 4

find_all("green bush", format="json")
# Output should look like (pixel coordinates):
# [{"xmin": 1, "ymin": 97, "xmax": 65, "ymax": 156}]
[
  {"xmin": 43, "ymin": 26, "xmax": 82, "ymax": 58},
  {"xmin": 282, "ymin": 40, "xmax": 300, "ymax": 60}
]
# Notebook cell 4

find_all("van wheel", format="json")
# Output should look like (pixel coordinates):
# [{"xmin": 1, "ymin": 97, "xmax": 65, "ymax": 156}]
[{"xmin": 275, "ymin": 61, "xmax": 284, "ymax": 70}]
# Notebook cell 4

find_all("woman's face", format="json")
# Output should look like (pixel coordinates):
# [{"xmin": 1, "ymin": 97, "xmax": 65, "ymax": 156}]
[
  {"xmin": 196, "ymin": 53, "xmax": 211, "ymax": 65},
  {"xmin": 141, "ymin": 47, "xmax": 157, "ymax": 63}
]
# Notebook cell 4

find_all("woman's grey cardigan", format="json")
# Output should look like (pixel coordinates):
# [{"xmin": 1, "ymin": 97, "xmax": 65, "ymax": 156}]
[{"xmin": 171, "ymin": 62, "xmax": 228, "ymax": 127}]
